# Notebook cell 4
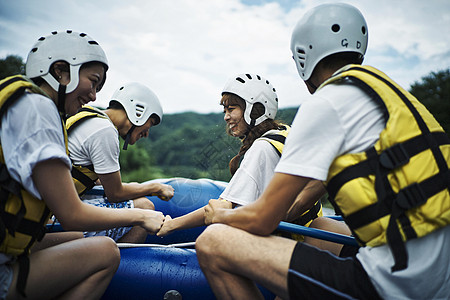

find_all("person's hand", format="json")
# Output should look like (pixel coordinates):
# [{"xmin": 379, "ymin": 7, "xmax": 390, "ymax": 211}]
[
  {"xmin": 204, "ymin": 199, "xmax": 232, "ymax": 225},
  {"xmin": 155, "ymin": 183, "xmax": 174, "ymax": 201},
  {"xmin": 141, "ymin": 210, "xmax": 165, "ymax": 234},
  {"xmin": 156, "ymin": 215, "xmax": 173, "ymax": 237}
]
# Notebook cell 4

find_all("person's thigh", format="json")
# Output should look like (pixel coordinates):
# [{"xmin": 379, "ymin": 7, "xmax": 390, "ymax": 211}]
[
  {"xmin": 7, "ymin": 236, "xmax": 119, "ymax": 299},
  {"xmin": 288, "ymin": 242, "xmax": 381, "ymax": 300},
  {"xmin": 31, "ymin": 232, "xmax": 84, "ymax": 253},
  {"xmin": 304, "ymin": 217, "xmax": 353, "ymax": 256},
  {"xmin": 197, "ymin": 224, "xmax": 297, "ymax": 299}
]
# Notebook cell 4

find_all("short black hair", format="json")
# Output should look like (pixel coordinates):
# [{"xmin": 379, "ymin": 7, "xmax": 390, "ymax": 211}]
[{"xmin": 319, "ymin": 51, "xmax": 364, "ymax": 71}]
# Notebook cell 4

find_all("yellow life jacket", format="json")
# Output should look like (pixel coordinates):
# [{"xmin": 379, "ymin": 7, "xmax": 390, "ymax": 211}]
[
  {"xmin": 258, "ymin": 125, "xmax": 291, "ymax": 157},
  {"xmin": 0, "ymin": 75, "xmax": 68, "ymax": 257},
  {"xmin": 260, "ymin": 125, "xmax": 323, "ymax": 240},
  {"xmin": 66, "ymin": 106, "xmax": 109, "ymax": 196},
  {"xmin": 322, "ymin": 65, "xmax": 450, "ymax": 271}
]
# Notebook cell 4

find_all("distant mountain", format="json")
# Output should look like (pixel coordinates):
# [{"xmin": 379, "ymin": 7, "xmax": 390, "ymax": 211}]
[{"xmin": 120, "ymin": 107, "xmax": 299, "ymax": 182}]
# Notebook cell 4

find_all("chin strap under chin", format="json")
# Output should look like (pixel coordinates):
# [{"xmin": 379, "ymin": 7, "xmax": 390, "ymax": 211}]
[
  {"xmin": 123, "ymin": 125, "xmax": 136, "ymax": 150},
  {"xmin": 57, "ymin": 84, "xmax": 67, "ymax": 120}
]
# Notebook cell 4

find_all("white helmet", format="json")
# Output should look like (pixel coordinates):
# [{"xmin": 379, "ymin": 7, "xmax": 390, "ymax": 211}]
[
  {"xmin": 26, "ymin": 30, "xmax": 108, "ymax": 93},
  {"xmin": 222, "ymin": 73, "xmax": 278, "ymax": 127},
  {"xmin": 291, "ymin": 3, "xmax": 368, "ymax": 81},
  {"xmin": 110, "ymin": 82, "xmax": 163, "ymax": 126}
]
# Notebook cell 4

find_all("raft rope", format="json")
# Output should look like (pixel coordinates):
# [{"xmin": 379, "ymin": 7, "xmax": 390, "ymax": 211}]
[{"xmin": 118, "ymin": 242, "xmax": 196, "ymax": 248}]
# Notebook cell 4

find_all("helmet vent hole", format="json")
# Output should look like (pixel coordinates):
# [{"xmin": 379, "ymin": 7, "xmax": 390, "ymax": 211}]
[
  {"xmin": 119, "ymin": 86, "xmax": 124, "ymax": 91},
  {"xmin": 309, "ymin": 45, "xmax": 313, "ymax": 49},
  {"xmin": 66, "ymin": 30, "xmax": 73, "ymax": 34},
  {"xmin": 80, "ymin": 33, "xmax": 87, "ymax": 37},
  {"xmin": 331, "ymin": 24, "xmax": 340, "ymax": 33},
  {"xmin": 246, "ymin": 74, "xmax": 252, "ymax": 79},
  {"xmin": 31, "ymin": 47, "xmax": 38, "ymax": 53},
  {"xmin": 38, "ymin": 37, "xmax": 45, "ymax": 41},
  {"xmin": 236, "ymin": 77, "xmax": 245, "ymax": 84},
  {"xmin": 273, "ymin": 88, "xmax": 276, "ymax": 92},
  {"xmin": 361, "ymin": 26, "xmax": 366, "ymax": 35},
  {"xmin": 265, "ymin": 80, "xmax": 269, "ymax": 84},
  {"xmin": 135, "ymin": 104, "xmax": 145, "ymax": 117},
  {"xmin": 51, "ymin": 31, "xmax": 57, "ymax": 35},
  {"xmin": 257, "ymin": 75, "xmax": 261, "ymax": 80},
  {"xmin": 88, "ymin": 41, "xmax": 99, "ymax": 45}
]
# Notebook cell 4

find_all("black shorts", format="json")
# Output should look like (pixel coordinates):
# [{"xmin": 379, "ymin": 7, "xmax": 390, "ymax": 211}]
[
  {"xmin": 288, "ymin": 242, "xmax": 381, "ymax": 300},
  {"xmin": 339, "ymin": 244, "xmax": 359, "ymax": 258}
]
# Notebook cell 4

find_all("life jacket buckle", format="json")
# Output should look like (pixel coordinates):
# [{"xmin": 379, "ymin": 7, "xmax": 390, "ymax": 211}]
[
  {"xmin": 380, "ymin": 143, "xmax": 410, "ymax": 169},
  {"xmin": 395, "ymin": 183, "xmax": 427, "ymax": 210}
]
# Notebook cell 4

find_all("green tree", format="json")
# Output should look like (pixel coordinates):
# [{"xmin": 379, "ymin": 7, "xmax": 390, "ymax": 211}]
[
  {"xmin": 409, "ymin": 69, "xmax": 450, "ymax": 134},
  {"xmin": 118, "ymin": 140, "xmax": 162, "ymax": 182},
  {"xmin": 0, "ymin": 55, "xmax": 25, "ymax": 80}
]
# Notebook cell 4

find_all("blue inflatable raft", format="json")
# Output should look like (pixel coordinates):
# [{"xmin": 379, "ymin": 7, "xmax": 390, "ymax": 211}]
[
  {"xmin": 50, "ymin": 177, "xmax": 356, "ymax": 299},
  {"xmin": 100, "ymin": 177, "xmax": 276, "ymax": 300}
]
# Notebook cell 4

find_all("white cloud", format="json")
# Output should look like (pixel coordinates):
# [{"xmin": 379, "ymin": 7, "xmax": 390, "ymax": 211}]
[{"xmin": 0, "ymin": 0, "xmax": 449, "ymax": 114}]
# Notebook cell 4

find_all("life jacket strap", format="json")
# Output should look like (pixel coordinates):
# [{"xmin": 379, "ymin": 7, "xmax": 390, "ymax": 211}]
[
  {"xmin": 71, "ymin": 164, "xmax": 97, "ymax": 196},
  {"xmin": 262, "ymin": 133, "xmax": 286, "ymax": 157},
  {"xmin": 16, "ymin": 254, "xmax": 30, "ymax": 297},
  {"xmin": 291, "ymin": 200, "xmax": 322, "ymax": 226}
]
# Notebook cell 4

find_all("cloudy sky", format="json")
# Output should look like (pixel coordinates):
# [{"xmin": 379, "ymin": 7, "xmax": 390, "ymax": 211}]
[{"xmin": 1, "ymin": 0, "xmax": 449, "ymax": 114}]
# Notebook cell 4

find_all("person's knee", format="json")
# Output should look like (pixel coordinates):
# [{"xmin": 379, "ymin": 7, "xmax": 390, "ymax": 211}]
[
  {"xmin": 310, "ymin": 217, "xmax": 351, "ymax": 235},
  {"xmin": 196, "ymin": 224, "xmax": 231, "ymax": 263},
  {"xmin": 309, "ymin": 216, "xmax": 327, "ymax": 229},
  {"xmin": 133, "ymin": 197, "xmax": 155, "ymax": 210},
  {"xmin": 95, "ymin": 236, "xmax": 121, "ymax": 270}
]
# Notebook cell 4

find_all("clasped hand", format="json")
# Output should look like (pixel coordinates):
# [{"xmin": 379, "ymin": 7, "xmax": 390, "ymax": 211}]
[
  {"xmin": 204, "ymin": 199, "xmax": 232, "ymax": 225},
  {"xmin": 155, "ymin": 198, "xmax": 232, "ymax": 237},
  {"xmin": 153, "ymin": 183, "xmax": 174, "ymax": 200},
  {"xmin": 141, "ymin": 210, "xmax": 166, "ymax": 234}
]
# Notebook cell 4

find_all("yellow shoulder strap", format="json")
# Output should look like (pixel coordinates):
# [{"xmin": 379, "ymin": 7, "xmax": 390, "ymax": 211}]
[{"xmin": 258, "ymin": 125, "xmax": 290, "ymax": 157}]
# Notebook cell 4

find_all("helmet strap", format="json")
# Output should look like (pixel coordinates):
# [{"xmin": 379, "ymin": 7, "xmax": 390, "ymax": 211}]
[
  {"xmin": 122, "ymin": 125, "xmax": 136, "ymax": 150},
  {"xmin": 57, "ymin": 84, "xmax": 67, "ymax": 120}
]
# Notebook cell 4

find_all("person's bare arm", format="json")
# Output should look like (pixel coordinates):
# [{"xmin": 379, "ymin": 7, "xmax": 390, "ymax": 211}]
[
  {"xmin": 98, "ymin": 171, "xmax": 174, "ymax": 202},
  {"xmin": 32, "ymin": 159, "xmax": 165, "ymax": 234},
  {"xmin": 157, "ymin": 199, "xmax": 232, "ymax": 237},
  {"xmin": 284, "ymin": 179, "xmax": 326, "ymax": 222},
  {"xmin": 204, "ymin": 173, "xmax": 311, "ymax": 235}
]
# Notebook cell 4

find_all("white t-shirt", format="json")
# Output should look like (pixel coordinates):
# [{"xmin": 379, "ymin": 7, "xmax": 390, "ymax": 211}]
[
  {"xmin": 0, "ymin": 91, "xmax": 71, "ymax": 263},
  {"xmin": 275, "ymin": 79, "xmax": 450, "ymax": 299},
  {"xmin": 220, "ymin": 138, "xmax": 280, "ymax": 206},
  {"xmin": 275, "ymin": 82, "xmax": 384, "ymax": 180},
  {"xmin": 68, "ymin": 113, "xmax": 120, "ymax": 175},
  {"xmin": 0, "ymin": 92, "xmax": 71, "ymax": 198}
]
